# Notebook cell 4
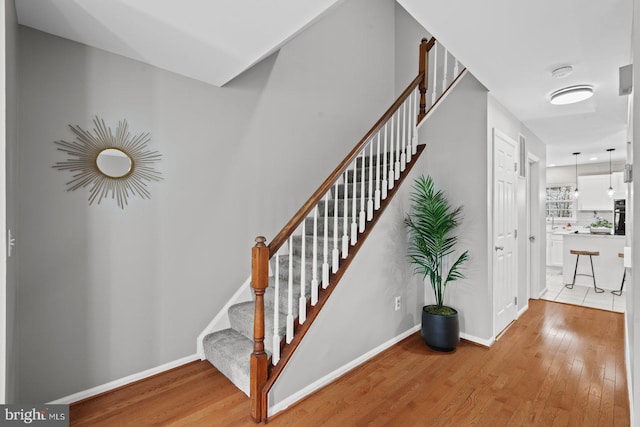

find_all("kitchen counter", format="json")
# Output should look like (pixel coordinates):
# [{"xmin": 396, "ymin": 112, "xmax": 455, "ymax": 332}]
[{"xmin": 561, "ymin": 233, "xmax": 625, "ymax": 290}]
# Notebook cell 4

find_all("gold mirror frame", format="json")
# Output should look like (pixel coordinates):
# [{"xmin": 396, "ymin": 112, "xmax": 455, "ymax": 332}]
[{"xmin": 53, "ymin": 117, "xmax": 162, "ymax": 209}]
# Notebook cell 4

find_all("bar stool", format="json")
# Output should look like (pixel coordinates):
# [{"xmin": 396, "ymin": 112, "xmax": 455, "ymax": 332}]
[
  {"xmin": 612, "ymin": 252, "xmax": 626, "ymax": 296},
  {"xmin": 566, "ymin": 249, "xmax": 604, "ymax": 293}
]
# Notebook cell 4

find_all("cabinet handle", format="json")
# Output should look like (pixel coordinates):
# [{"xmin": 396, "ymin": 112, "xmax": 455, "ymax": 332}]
[{"xmin": 495, "ymin": 246, "xmax": 504, "ymax": 251}]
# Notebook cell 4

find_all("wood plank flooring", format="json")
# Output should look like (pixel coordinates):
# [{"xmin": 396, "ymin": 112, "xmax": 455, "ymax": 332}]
[{"xmin": 70, "ymin": 300, "xmax": 629, "ymax": 426}]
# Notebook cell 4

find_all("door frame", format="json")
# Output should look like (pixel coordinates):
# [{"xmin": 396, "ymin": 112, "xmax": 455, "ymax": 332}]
[{"xmin": 526, "ymin": 152, "xmax": 541, "ymax": 302}]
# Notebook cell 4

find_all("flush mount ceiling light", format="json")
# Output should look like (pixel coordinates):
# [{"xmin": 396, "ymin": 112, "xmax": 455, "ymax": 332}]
[
  {"xmin": 551, "ymin": 65, "xmax": 573, "ymax": 79},
  {"xmin": 550, "ymin": 85, "xmax": 594, "ymax": 105}
]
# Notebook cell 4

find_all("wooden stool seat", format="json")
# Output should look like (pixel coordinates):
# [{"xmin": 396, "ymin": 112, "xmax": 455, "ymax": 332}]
[
  {"xmin": 570, "ymin": 250, "xmax": 599, "ymax": 256},
  {"xmin": 566, "ymin": 249, "xmax": 603, "ymax": 293}
]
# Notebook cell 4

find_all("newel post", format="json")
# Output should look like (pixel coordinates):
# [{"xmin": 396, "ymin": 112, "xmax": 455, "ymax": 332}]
[
  {"xmin": 418, "ymin": 37, "xmax": 429, "ymax": 122},
  {"xmin": 250, "ymin": 236, "xmax": 269, "ymax": 423}
]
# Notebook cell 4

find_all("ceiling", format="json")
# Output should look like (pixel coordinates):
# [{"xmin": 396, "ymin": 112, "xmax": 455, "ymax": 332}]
[
  {"xmin": 15, "ymin": 0, "xmax": 341, "ymax": 87},
  {"xmin": 16, "ymin": 0, "xmax": 632, "ymax": 167},
  {"xmin": 398, "ymin": 0, "xmax": 632, "ymax": 167}
]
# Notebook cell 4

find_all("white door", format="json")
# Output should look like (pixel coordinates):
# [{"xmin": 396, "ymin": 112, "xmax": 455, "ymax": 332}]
[{"xmin": 493, "ymin": 129, "xmax": 518, "ymax": 335}]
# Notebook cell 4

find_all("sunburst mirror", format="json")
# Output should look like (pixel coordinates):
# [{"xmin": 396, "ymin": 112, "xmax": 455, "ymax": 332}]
[{"xmin": 53, "ymin": 116, "xmax": 162, "ymax": 209}]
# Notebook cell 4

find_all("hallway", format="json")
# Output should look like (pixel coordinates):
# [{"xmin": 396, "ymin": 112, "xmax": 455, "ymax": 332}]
[{"xmin": 70, "ymin": 300, "xmax": 628, "ymax": 426}]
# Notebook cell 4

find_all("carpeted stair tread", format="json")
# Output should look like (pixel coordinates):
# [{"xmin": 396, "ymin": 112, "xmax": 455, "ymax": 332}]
[{"xmin": 203, "ymin": 328, "xmax": 255, "ymax": 396}]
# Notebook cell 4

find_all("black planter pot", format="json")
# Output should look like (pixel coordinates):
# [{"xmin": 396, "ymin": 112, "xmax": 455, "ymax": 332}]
[{"xmin": 421, "ymin": 305, "xmax": 460, "ymax": 352}]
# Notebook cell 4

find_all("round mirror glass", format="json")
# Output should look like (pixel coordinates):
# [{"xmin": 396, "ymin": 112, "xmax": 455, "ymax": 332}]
[{"xmin": 96, "ymin": 148, "xmax": 132, "ymax": 178}]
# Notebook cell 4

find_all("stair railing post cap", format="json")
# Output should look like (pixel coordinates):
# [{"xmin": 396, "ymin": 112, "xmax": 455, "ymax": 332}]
[{"xmin": 255, "ymin": 236, "xmax": 267, "ymax": 246}]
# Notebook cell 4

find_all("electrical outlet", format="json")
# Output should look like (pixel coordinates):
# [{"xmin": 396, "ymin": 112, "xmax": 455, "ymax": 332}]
[{"xmin": 394, "ymin": 296, "xmax": 401, "ymax": 311}]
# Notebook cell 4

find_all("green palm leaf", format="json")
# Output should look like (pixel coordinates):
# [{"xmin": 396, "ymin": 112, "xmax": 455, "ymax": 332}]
[{"xmin": 405, "ymin": 176, "xmax": 469, "ymax": 308}]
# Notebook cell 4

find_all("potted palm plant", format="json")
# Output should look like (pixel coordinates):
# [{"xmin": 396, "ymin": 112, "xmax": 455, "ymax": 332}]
[{"xmin": 405, "ymin": 175, "xmax": 469, "ymax": 352}]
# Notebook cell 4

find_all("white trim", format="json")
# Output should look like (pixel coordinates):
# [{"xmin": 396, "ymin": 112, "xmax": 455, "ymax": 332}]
[
  {"xmin": 517, "ymin": 304, "xmax": 529, "ymax": 319},
  {"xmin": 268, "ymin": 324, "xmax": 421, "ymax": 417},
  {"xmin": 196, "ymin": 276, "xmax": 252, "ymax": 358},
  {"xmin": 537, "ymin": 287, "xmax": 548, "ymax": 299},
  {"xmin": 460, "ymin": 331, "xmax": 495, "ymax": 348},
  {"xmin": 48, "ymin": 353, "xmax": 199, "ymax": 404}
]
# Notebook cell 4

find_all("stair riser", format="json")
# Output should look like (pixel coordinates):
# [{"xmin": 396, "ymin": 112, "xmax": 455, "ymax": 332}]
[
  {"xmin": 315, "ymin": 200, "xmax": 364, "ymax": 218},
  {"xmin": 228, "ymin": 301, "xmax": 286, "ymax": 353},
  {"xmin": 303, "ymin": 216, "xmax": 347, "ymax": 237}
]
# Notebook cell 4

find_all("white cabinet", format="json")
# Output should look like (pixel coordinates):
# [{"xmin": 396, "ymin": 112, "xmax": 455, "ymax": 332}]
[
  {"xmin": 548, "ymin": 234, "xmax": 563, "ymax": 267},
  {"xmin": 577, "ymin": 174, "xmax": 623, "ymax": 211}
]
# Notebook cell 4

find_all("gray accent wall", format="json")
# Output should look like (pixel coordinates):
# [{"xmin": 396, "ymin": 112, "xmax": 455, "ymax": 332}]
[
  {"xmin": 420, "ymin": 73, "xmax": 491, "ymax": 339},
  {"xmin": 394, "ymin": 2, "xmax": 431, "ymax": 97},
  {"xmin": 16, "ymin": 0, "xmax": 395, "ymax": 402}
]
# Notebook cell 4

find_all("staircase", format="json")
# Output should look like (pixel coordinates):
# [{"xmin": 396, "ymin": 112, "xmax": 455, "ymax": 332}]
[
  {"xmin": 198, "ymin": 38, "xmax": 467, "ymax": 422},
  {"xmin": 202, "ymin": 156, "xmax": 386, "ymax": 395}
]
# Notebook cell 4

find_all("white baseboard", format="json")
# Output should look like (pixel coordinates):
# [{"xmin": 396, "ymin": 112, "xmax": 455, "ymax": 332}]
[
  {"xmin": 48, "ymin": 353, "xmax": 200, "ymax": 405},
  {"xmin": 460, "ymin": 331, "xmax": 495, "ymax": 348},
  {"xmin": 517, "ymin": 304, "xmax": 529, "ymax": 319},
  {"xmin": 268, "ymin": 324, "xmax": 421, "ymax": 417},
  {"xmin": 624, "ymin": 311, "xmax": 634, "ymax": 427}
]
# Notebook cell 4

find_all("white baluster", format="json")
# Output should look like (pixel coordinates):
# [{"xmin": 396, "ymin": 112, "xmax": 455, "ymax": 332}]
[
  {"xmin": 394, "ymin": 112, "xmax": 401, "ymax": 180},
  {"xmin": 332, "ymin": 181, "xmax": 339, "ymax": 272},
  {"xmin": 311, "ymin": 207, "xmax": 318, "ymax": 306},
  {"xmin": 359, "ymin": 150, "xmax": 366, "ymax": 232},
  {"xmin": 400, "ymin": 101, "xmax": 407, "ymax": 172},
  {"xmin": 299, "ymin": 221, "xmax": 306, "ymax": 324},
  {"xmin": 411, "ymin": 89, "xmax": 418, "ymax": 155},
  {"xmin": 351, "ymin": 159, "xmax": 358, "ymax": 244},
  {"xmin": 406, "ymin": 94, "xmax": 413, "ymax": 164},
  {"xmin": 388, "ymin": 115, "xmax": 395, "ymax": 191},
  {"xmin": 323, "ymin": 192, "xmax": 330, "ymax": 289},
  {"xmin": 442, "ymin": 46, "xmax": 448, "ymax": 90},
  {"xmin": 374, "ymin": 133, "xmax": 381, "ymax": 210},
  {"xmin": 432, "ymin": 42, "xmax": 438, "ymax": 105},
  {"xmin": 286, "ymin": 237, "xmax": 294, "ymax": 343},
  {"xmin": 273, "ymin": 251, "xmax": 280, "ymax": 365},
  {"xmin": 453, "ymin": 58, "xmax": 459, "ymax": 78},
  {"xmin": 368, "ymin": 140, "xmax": 374, "ymax": 219},
  {"xmin": 382, "ymin": 123, "xmax": 388, "ymax": 198},
  {"xmin": 342, "ymin": 170, "xmax": 350, "ymax": 258}
]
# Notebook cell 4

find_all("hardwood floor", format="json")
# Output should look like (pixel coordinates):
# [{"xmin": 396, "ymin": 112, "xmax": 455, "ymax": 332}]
[{"xmin": 70, "ymin": 300, "xmax": 629, "ymax": 426}]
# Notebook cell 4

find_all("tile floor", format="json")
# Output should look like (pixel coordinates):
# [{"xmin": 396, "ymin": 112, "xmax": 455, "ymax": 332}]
[{"xmin": 542, "ymin": 266, "xmax": 626, "ymax": 313}]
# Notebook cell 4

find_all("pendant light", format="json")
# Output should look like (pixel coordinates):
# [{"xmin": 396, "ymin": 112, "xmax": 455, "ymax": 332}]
[
  {"xmin": 607, "ymin": 148, "xmax": 615, "ymax": 197},
  {"xmin": 573, "ymin": 152, "xmax": 580, "ymax": 199}
]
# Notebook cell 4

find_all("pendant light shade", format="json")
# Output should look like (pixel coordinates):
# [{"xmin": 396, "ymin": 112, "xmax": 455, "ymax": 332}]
[
  {"xmin": 573, "ymin": 152, "xmax": 580, "ymax": 199},
  {"xmin": 607, "ymin": 148, "xmax": 615, "ymax": 197}
]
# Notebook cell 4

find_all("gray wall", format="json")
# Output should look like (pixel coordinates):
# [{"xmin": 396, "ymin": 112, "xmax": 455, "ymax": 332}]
[
  {"xmin": 5, "ymin": 0, "xmax": 19, "ymax": 403},
  {"xmin": 421, "ymin": 73, "xmax": 490, "ymax": 339},
  {"xmin": 16, "ymin": 0, "xmax": 395, "ymax": 402},
  {"xmin": 394, "ymin": 3, "xmax": 431, "ymax": 97}
]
